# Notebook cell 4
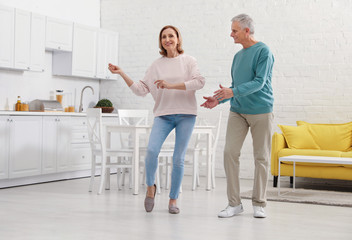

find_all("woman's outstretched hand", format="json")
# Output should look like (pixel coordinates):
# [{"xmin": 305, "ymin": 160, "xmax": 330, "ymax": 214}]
[
  {"xmin": 108, "ymin": 63, "xmax": 123, "ymax": 75},
  {"xmin": 200, "ymin": 96, "xmax": 219, "ymax": 109}
]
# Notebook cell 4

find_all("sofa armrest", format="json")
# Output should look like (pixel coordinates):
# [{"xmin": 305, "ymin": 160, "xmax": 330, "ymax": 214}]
[{"xmin": 271, "ymin": 132, "xmax": 288, "ymax": 176}]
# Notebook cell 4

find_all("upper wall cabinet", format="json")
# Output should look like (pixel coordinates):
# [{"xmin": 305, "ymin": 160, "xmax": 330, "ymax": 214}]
[
  {"xmin": 52, "ymin": 23, "xmax": 97, "ymax": 78},
  {"xmin": 96, "ymin": 29, "xmax": 119, "ymax": 80},
  {"xmin": 30, "ymin": 13, "xmax": 46, "ymax": 72},
  {"xmin": 45, "ymin": 17, "xmax": 73, "ymax": 52},
  {"xmin": 0, "ymin": 5, "xmax": 15, "ymax": 69},
  {"xmin": 14, "ymin": 9, "xmax": 31, "ymax": 70},
  {"xmin": 0, "ymin": 6, "xmax": 46, "ymax": 71}
]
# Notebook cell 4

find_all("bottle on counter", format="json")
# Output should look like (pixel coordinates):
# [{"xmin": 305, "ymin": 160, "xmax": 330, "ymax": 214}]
[{"xmin": 15, "ymin": 96, "xmax": 21, "ymax": 111}]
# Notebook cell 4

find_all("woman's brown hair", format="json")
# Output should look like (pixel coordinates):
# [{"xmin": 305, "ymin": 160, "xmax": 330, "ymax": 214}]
[{"xmin": 159, "ymin": 25, "xmax": 184, "ymax": 57}]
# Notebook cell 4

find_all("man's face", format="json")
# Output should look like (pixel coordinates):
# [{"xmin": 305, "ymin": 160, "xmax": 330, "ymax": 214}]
[{"xmin": 230, "ymin": 21, "xmax": 248, "ymax": 44}]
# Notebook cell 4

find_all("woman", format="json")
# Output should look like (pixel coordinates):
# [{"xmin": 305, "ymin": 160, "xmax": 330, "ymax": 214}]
[{"xmin": 108, "ymin": 25, "xmax": 205, "ymax": 214}]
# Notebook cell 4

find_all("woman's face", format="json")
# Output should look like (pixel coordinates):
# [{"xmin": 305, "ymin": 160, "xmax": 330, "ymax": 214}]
[{"xmin": 161, "ymin": 28, "xmax": 179, "ymax": 52}]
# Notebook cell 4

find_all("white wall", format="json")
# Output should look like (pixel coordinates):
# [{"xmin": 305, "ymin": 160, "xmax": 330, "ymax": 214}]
[
  {"xmin": 100, "ymin": 0, "xmax": 352, "ymax": 179},
  {"xmin": 0, "ymin": 0, "xmax": 101, "ymax": 112}
]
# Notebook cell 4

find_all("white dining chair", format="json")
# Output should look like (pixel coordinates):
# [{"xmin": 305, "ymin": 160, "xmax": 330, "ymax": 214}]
[
  {"xmin": 86, "ymin": 108, "xmax": 134, "ymax": 195},
  {"xmin": 117, "ymin": 109, "xmax": 153, "ymax": 190},
  {"xmin": 185, "ymin": 111, "xmax": 223, "ymax": 190}
]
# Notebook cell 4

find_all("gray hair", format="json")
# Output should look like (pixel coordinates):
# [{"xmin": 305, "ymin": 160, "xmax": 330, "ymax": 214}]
[{"xmin": 231, "ymin": 14, "xmax": 255, "ymax": 35}]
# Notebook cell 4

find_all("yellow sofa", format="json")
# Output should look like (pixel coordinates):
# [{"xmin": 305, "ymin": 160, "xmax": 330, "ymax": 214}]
[{"xmin": 271, "ymin": 121, "xmax": 352, "ymax": 187}]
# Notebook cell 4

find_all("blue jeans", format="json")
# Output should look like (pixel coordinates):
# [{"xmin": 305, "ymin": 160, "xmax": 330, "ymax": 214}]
[{"xmin": 145, "ymin": 114, "xmax": 196, "ymax": 199}]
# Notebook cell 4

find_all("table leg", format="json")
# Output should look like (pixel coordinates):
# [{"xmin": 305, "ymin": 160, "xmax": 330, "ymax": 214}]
[
  {"xmin": 278, "ymin": 159, "xmax": 281, "ymax": 196},
  {"xmin": 133, "ymin": 130, "xmax": 140, "ymax": 195},
  {"xmin": 293, "ymin": 161, "xmax": 296, "ymax": 192},
  {"xmin": 206, "ymin": 132, "xmax": 212, "ymax": 191}
]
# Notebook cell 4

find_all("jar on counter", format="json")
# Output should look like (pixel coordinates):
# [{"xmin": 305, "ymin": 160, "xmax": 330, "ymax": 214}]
[
  {"xmin": 21, "ymin": 102, "xmax": 29, "ymax": 111},
  {"xmin": 56, "ymin": 90, "xmax": 63, "ymax": 105}
]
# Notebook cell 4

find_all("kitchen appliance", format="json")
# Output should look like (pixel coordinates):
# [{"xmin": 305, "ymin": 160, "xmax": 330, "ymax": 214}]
[{"xmin": 29, "ymin": 99, "xmax": 64, "ymax": 112}]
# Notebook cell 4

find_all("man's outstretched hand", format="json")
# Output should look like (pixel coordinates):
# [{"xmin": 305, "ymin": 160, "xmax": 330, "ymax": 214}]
[
  {"xmin": 214, "ymin": 84, "xmax": 233, "ymax": 101},
  {"xmin": 200, "ymin": 96, "xmax": 218, "ymax": 109}
]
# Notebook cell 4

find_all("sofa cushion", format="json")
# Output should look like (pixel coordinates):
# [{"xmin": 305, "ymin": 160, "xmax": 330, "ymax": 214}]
[
  {"xmin": 278, "ymin": 125, "xmax": 320, "ymax": 149},
  {"xmin": 297, "ymin": 121, "xmax": 352, "ymax": 151}
]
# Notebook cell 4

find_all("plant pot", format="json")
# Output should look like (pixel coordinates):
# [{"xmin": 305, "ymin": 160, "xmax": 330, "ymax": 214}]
[{"xmin": 94, "ymin": 106, "xmax": 114, "ymax": 113}]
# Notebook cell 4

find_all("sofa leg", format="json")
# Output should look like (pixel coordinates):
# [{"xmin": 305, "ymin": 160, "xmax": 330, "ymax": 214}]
[
  {"xmin": 290, "ymin": 176, "xmax": 293, "ymax": 188},
  {"xmin": 273, "ymin": 176, "xmax": 278, "ymax": 187}
]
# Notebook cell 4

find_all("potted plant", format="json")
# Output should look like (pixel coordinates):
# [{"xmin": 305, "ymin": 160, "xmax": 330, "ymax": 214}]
[{"xmin": 94, "ymin": 99, "xmax": 114, "ymax": 113}]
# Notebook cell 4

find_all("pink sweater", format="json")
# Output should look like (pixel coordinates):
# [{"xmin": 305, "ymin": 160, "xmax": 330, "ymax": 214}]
[{"xmin": 129, "ymin": 54, "xmax": 205, "ymax": 117}]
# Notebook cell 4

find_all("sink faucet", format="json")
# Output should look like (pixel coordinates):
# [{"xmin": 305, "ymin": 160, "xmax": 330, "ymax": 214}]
[{"xmin": 79, "ymin": 86, "xmax": 94, "ymax": 112}]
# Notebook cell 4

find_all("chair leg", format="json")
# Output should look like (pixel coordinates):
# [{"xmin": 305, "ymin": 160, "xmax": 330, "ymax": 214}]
[
  {"xmin": 116, "ymin": 168, "xmax": 121, "ymax": 190},
  {"xmin": 117, "ymin": 168, "xmax": 123, "ymax": 190},
  {"xmin": 89, "ymin": 155, "xmax": 96, "ymax": 192},
  {"xmin": 98, "ymin": 156, "xmax": 107, "ymax": 195},
  {"xmin": 165, "ymin": 156, "xmax": 172, "ymax": 190},
  {"xmin": 105, "ymin": 167, "xmax": 111, "ymax": 190},
  {"xmin": 141, "ymin": 164, "xmax": 146, "ymax": 186},
  {"xmin": 211, "ymin": 154, "xmax": 216, "ymax": 189},
  {"xmin": 129, "ymin": 168, "xmax": 133, "ymax": 189},
  {"xmin": 196, "ymin": 171, "xmax": 200, "ymax": 187},
  {"xmin": 156, "ymin": 165, "xmax": 161, "ymax": 194},
  {"xmin": 192, "ymin": 151, "xmax": 199, "ymax": 191}
]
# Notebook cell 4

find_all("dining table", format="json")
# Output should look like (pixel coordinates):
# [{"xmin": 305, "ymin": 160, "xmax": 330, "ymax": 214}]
[{"xmin": 104, "ymin": 124, "xmax": 215, "ymax": 195}]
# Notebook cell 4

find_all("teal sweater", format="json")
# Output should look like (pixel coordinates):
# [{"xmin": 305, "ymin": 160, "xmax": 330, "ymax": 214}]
[{"xmin": 220, "ymin": 42, "xmax": 274, "ymax": 114}]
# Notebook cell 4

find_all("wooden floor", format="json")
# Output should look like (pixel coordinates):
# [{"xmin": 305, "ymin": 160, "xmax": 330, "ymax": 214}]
[{"xmin": 0, "ymin": 175, "xmax": 351, "ymax": 240}]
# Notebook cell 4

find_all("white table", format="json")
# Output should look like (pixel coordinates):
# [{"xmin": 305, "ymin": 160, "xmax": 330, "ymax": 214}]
[
  {"xmin": 104, "ymin": 124, "xmax": 214, "ymax": 195},
  {"xmin": 278, "ymin": 155, "xmax": 352, "ymax": 196}
]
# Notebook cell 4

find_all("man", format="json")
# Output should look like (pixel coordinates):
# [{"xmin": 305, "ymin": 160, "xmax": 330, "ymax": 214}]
[{"xmin": 201, "ymin": 14, "xmax": 274, "ymax": 218}]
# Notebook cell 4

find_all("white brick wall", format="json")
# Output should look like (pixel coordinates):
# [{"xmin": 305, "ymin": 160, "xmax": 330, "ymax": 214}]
[{"xmin": 100, "ymin": 0, "xmax": 352, "ymax": 179}]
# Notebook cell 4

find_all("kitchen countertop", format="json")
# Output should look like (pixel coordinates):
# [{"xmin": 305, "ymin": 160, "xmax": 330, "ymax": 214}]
[{"xmin": 0, "ymin": 110, "xmax": 118, "ymax": 117}]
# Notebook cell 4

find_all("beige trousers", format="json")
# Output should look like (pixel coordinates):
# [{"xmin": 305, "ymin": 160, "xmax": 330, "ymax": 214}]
[{"xmin": 224, "ymin": 111, "xmax": 273, "ymax": 207}]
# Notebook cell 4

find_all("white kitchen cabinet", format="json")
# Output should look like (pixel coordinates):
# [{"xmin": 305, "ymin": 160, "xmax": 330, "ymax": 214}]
[
  {"xmin": 70, "ymin": 116, "xmax": 91, "ymax": 170},
  {"xmin": 96, "ymin": 30, "xmax": 119, "ymax": 80},
  {"xmin": 42, "ymin": 116, "xmax": 71, "ymax": 174},
  {"xmin": 8, "ymin": 116, "xmax": 42, "ymax": 178},
  {"xmin": 0, "ymin": 116, "xmax": 9, "ymax": 179},
  {"xmin": 0, "ymin": 5, "xmax": 15, "ymax": 69},
  {"xmin": 14, "ymin": 9, "xmax": 31, "ymax": 70},
  {"xmin": 56, "ymin": 117, "xmax": 72, "ymax": 172},
  {"xmin": 0, "ymin": 6, "xmax": 45, "ymax": 72},
  {"xmin": 52, "ymin": 24, "xmax": 97, "ymax": 78},
  {"xmin": 30, "ymin": 13, "xmax": 46, "ymax": 72},
  {"xmin": 45, "ymin": 17, "xmax": 73, "ymax": 52}
]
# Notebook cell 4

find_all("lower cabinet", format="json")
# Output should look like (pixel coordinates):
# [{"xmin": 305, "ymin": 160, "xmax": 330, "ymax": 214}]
[
  {"xmin": 42, "ymin": 116, "xmax": 71, "ymax": 174},
  {"xmin": 70, "ymin": 116, "xmax": 91, "ymax": 170},
  {"xmin": 8, "ymin": 116, "xmax": 42, "ymax": 178},
  {"xmin": 0, "ymin": 116, "xmax": 9, "ymax": 179},
  {"xmin": 0, "ymin": 114, "xmax": 118, "ymax": 185}
]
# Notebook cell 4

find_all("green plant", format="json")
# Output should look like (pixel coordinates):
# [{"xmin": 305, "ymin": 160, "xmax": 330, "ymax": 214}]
[{"xmin": 95, "ymin": 99, "xmax": 113, "ymax": 107}]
